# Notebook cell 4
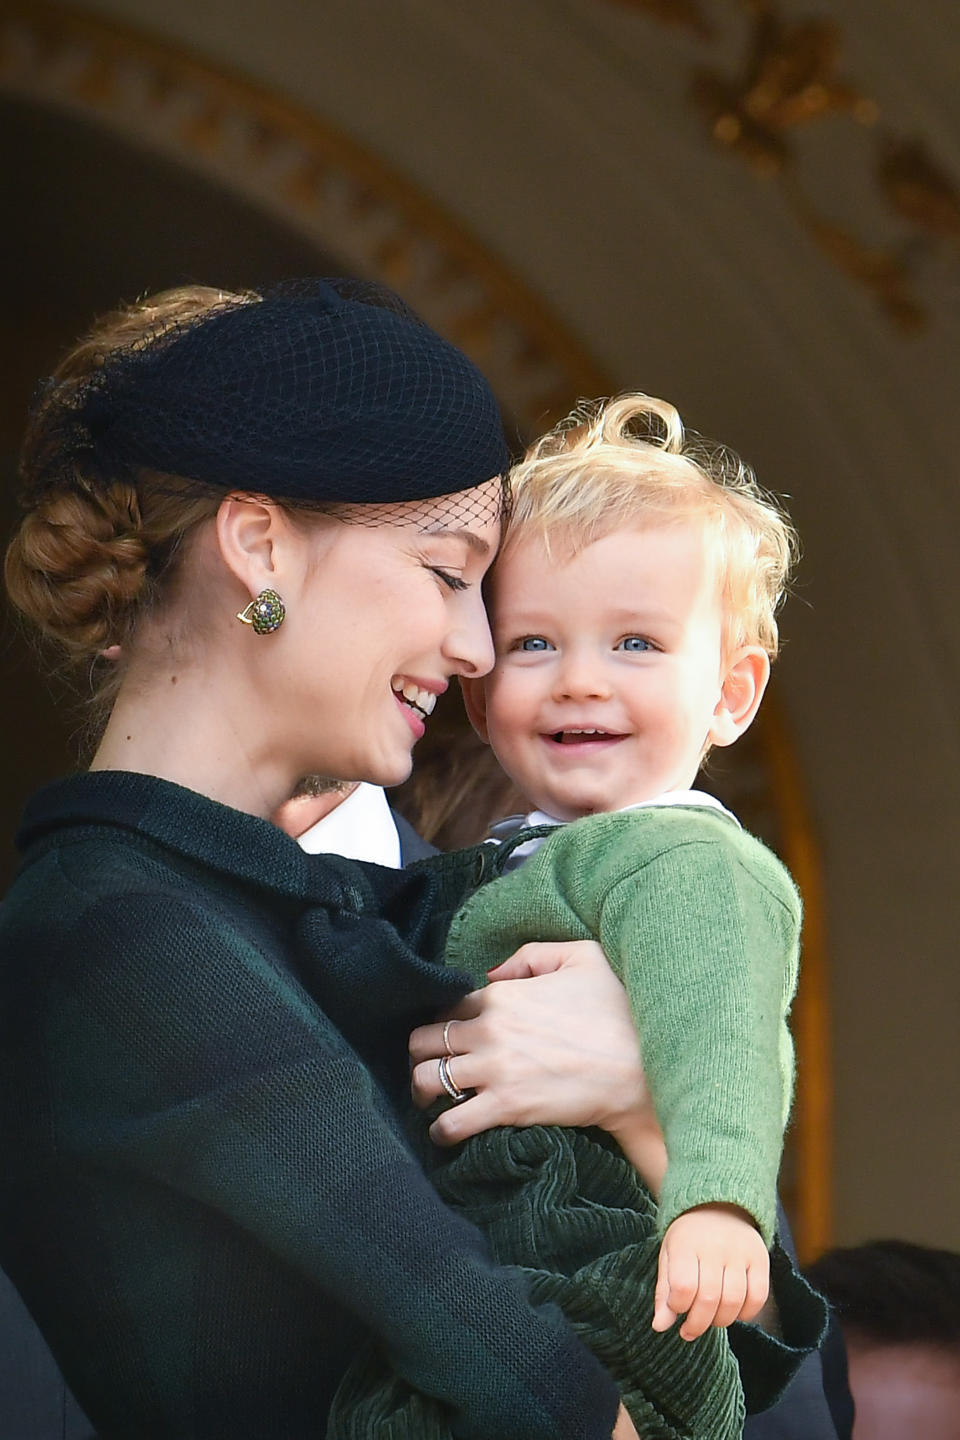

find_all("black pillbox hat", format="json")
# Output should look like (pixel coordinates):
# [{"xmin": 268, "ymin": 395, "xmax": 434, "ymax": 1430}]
[{"xmin": 68, "ymin": 278, "xmax": 509, "ymax": 505}]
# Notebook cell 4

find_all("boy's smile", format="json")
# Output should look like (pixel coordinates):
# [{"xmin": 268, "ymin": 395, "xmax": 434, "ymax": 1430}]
[
  {"xmin": 546, "ymin": 730, "xmax": 627, "ymax": 747},
  {"xmin": 464, "ymin": 523, "xmax": 754, "ymax": 821}
]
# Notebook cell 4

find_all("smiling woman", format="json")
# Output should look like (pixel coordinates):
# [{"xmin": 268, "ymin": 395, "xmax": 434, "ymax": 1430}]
[
  {"xmin": 88, "ymin": 485, "xmax": 501, "ymax": 807},
  {"xmin": 0, "ymin": 279, "xmax": 651, "ymax": 1440}
]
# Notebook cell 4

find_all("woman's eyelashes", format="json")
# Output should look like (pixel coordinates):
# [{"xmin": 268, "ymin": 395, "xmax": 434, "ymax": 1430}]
[{"xmin": 428, "ymin": 566, "xmax": 469, "ymax": 592}]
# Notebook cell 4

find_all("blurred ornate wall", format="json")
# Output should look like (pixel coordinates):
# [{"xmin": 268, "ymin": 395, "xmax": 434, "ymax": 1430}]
[{"xmin": 2, "ymin": 0, "xmax": 959, "ymax": 1256}]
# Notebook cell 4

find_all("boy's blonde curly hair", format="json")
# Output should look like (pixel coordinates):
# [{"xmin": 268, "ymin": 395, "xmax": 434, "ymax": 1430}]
[{"xmin": 504, "ymin": 394, "xmax": 798, "ymax": 659}]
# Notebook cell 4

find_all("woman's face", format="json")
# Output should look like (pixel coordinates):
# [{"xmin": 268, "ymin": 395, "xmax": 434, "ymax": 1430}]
[{"xmin": 274, "ymin": 479, "xmax": 502, "ymax": 788}]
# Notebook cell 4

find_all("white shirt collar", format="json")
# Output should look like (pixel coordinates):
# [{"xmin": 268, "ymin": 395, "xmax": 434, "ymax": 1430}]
[
  {"xmin": 525, "ymin": 788, "xmax": 738, "ymax": 827},
  {"xmin": 295, "ymin": 782, "xmax": 402, "ymax": 868},
  {"xmin": 502, "ymin": 789, "xmax": 740, "ymax": 868}
]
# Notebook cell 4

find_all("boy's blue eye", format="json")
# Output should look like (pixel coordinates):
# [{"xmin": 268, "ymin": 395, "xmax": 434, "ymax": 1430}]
[
  {"xmin": 618, "ymin": 636, "xmax": 653, "ymax": 652},
  {"xmin": 517, "ymin": 636, "xmax": 553, "ymax": 652}
]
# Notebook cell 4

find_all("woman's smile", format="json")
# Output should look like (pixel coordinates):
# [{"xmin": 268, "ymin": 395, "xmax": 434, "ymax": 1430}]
[
  {"xmin": 392, "ymin": 677, "xmax": 446, "ymax": 738},
  {"xmin": 392, "ymin": 678, "xmax": 442, "ymax": 722}
]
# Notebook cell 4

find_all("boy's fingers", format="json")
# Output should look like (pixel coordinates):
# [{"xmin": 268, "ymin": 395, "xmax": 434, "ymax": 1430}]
[
  {"xmin": 740, "ymin": 1257, "xmax": 771, "ymax": 1323},
  {"xmin": 678, "ymin": 1260, "xmax": 721, "ymax": 1340},
  {"xmin": 661, "ymin": 1251, "xmax": 701, "ymax": 1335},
  {"xmin": 712, "ymin": 1267, "xmax": 749, "ymax": 1329},
  {"xmin": 651, "ymin": 1249, "xmax": 678, "ymax": 1332}
]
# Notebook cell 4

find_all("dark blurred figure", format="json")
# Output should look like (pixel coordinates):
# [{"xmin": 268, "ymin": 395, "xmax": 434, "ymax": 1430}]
[{"xmin": 806, "ymin": 1239, "xmax": 960, "ymax": 1440}]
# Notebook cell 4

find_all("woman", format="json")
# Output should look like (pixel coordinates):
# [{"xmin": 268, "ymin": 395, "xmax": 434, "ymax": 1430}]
[{"xmin": 0, "ymin": 279, "xmax": 644, "ymax": 1439}]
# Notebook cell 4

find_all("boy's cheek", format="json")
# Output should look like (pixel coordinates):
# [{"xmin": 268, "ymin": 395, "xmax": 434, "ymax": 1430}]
[
  {"xmin": 458, "ymin": 674, "xmax": 492, "ymax": 744},
  {"xmin": 470, "ymin": 672, "xmax": 537, "ymax": 758}
]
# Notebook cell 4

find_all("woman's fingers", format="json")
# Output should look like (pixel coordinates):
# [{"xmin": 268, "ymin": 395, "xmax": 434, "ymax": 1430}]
[
  {"xmin": 408, "ymin": 1019, "xmax": 456, "ymax": 1069},
  {"xmin": 612, "ymin": 1402, "xmax": 641, "ymax": 1440},
  {"xmin": 411, "ymin": 1049, "xmax": 550, "ymax": 1145},
  {"xmin": 408, "ymin": 997, "xmax": 484, "ymax": 1066},
  {"xmin": 408, "ymin": 940, "xmax": 651, "ymax": 1135},
  {"xmin": 485, "ymin": 940, "xmax": 580, "ymax": 980},
  {"xmin": 427, "ymin": 1090, "xmax": 514, "ymax": 1145},
  {"xmin": 410, "ymin": 1051, "xmax": 482, "ymax": 1108}
]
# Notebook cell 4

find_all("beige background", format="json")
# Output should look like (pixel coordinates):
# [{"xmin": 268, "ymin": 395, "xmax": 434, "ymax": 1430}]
[{"xmin": 2, "ymin": 0, "xmax": 958, "ymax": 1254}]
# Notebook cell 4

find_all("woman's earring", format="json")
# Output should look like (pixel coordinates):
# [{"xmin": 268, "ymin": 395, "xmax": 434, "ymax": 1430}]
[{"xmin": 236, "ymin": 588, "xmax": 286, "ymax": 634}]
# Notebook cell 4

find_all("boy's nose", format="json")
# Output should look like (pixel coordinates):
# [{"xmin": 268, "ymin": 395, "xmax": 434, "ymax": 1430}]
[{"xmin": 553, "ymin": 655, "xmax": 612, "ymax": 702}]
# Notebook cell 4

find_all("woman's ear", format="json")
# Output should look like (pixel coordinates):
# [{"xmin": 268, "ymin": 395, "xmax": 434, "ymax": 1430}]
[
  {"xmin": 459, "ymin": 675, "xmax": 492, "ymax": 745},
  {"xmin": 708, "ymin": 647, "xmax": 771, "ymax": 749},
  {"xmin": 215, "ymin": 493, "xmax": 285, "ymax": 595}
]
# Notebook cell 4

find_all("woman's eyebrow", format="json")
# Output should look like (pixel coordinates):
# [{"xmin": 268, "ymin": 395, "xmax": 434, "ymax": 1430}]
[{"xmin": 418, "ymin": 527, "xmax": 492, "ymax": 556}]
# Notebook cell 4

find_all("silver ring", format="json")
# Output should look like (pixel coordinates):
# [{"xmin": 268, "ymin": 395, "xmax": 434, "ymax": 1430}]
[
  {"xmin": 438, "ymin": 1055, "xmax": 467, "ymax": 1104},
  {"xmin": 442, "ymin": 1019, "xmax": 455, "ymax": 1057}
]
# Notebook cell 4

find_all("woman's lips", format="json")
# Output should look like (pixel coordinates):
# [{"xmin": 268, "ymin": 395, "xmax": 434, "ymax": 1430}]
[{"xmin": 394, "ymin": 690, "xmax": 426, "ymax": 739}]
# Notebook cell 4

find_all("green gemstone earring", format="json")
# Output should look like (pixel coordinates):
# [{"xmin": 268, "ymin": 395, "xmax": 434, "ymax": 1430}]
[{"xmin": 237, "ymin": 588, "xmax": 286, "ymax": 634}]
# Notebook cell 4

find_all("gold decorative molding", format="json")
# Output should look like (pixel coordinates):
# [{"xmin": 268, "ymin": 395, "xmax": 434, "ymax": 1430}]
[
  {"xmin": 2, "ymin": 0, "xmax": 831, "ymax": 1257},
  {"xmin": 609, "ymin": 0, "xmax": 960, "ymax": 332}
]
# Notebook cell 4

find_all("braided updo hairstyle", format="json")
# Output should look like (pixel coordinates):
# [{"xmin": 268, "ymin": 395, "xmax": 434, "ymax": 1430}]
[
  {"xmin": 5, "ymin": 285, "xmax": 255, "ymax": 693},
  {"xmin": 7, "ymin": 276, "xmax": 510, "ymax": 745}
]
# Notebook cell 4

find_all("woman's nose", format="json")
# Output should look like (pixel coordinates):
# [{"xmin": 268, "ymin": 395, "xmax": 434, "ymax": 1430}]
[{"xmin": 445, "ymin": 592, "xmax": 495, "ymax": 677}]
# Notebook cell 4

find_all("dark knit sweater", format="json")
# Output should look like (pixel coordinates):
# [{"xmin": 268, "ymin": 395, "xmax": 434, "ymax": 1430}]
[{"xmin": 0, "ymin": 772, "xmax": 621, "ymax": 1440}]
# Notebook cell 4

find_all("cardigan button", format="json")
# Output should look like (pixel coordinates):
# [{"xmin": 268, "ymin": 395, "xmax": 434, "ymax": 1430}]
[{"xmin": 472, "ymin": 849, "xmax": 488, "ymax": 884}]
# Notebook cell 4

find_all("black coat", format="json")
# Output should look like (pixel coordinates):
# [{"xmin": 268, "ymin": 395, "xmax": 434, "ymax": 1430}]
[{"xmin": 0, "ymin": 789, "xmax": 848, "ymax": 1440}]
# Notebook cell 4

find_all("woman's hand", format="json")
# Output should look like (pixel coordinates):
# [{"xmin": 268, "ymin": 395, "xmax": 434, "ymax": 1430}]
[
  {"xmin": 409, "ymin": 940, "xmax": 662, "ymax": 1162},
  {"xmin": 613, "ymin": 1403, "xmax": 641, "ymax": 1440}
]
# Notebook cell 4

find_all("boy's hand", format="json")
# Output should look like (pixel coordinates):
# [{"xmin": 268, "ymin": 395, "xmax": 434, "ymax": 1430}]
[{"xmin": 652, "ymin": 1203, "xmax": 770, "ymax": 1340}]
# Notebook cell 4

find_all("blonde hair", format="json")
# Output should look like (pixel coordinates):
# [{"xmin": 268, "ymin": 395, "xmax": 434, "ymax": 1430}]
[
  {"xmin": 504, "ymin": 393, "xmax": 798, "ymax": 659},
  {"xmin": 5, "ymin": 286, "xmax": 258, "ymax": 708}
]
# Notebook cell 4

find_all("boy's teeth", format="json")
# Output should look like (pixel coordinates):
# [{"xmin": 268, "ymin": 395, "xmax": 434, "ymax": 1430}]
[{"xmin": 393, "ymin": 681, "xmax": 437, "ymax": 718}]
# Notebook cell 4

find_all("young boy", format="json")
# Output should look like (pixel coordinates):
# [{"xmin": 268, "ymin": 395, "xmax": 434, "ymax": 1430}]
[{"xmin": 330, "ymin": 394, "xmax": 826, "ymax": 1440}]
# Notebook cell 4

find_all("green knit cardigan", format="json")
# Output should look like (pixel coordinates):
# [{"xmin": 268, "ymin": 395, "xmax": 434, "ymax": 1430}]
[
  {"xmin": 330, "ymin": 807, "xmax": 826, "ymax": 1440},
  {"xmin": 448, "ymin": 807, "xmax": 799, "ymax": 1245}
]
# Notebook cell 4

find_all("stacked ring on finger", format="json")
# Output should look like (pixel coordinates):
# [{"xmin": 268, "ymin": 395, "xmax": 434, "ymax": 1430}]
[
  {"xmin": 437, "ymin": 1055, "xmax": 467, "ymax": 1104},
  {"xmin": 442, "ymin": 1019, "xmax": 455, "ymax": 1057}
]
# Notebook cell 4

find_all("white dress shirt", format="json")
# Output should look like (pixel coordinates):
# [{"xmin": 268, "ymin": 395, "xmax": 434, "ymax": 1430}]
[{"xmin": 295, "ymin": 782, "xmax": 402, "ymax": 868}]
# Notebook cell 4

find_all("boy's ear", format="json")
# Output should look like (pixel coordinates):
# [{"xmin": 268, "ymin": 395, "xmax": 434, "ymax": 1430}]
[
  {"xmin": 459, "ymin": 675, "xmax": 492, "ymax": 745},
  {"xmin": 708, "ymin": 646, "xmax": 770, "ymax": 749}
]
